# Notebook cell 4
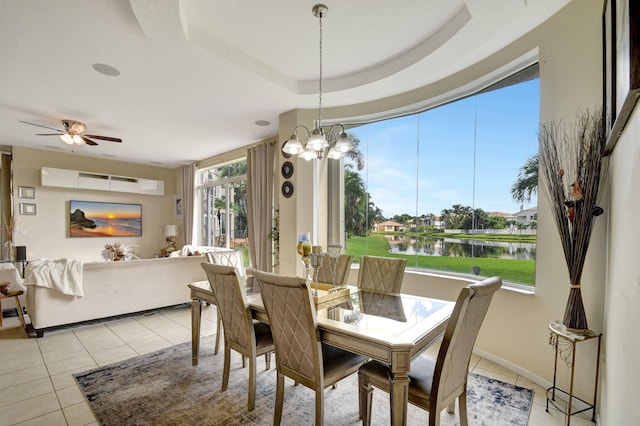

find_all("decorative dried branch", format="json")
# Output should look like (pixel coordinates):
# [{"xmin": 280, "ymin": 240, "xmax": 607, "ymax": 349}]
[
  {"xmin": 3, "ymin": 213, "xmax": 15, "ymax": 242},
  {"xmin": 539, "ymin": 108, "xmax": 608, "ymax": 330}
]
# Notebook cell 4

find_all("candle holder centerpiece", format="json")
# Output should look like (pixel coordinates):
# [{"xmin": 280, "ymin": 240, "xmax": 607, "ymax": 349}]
[
  {"xmin": 310, "ymin": 246, "xmax": 325, "ymax": 296},
  {"xmin": 327, "ymin": 244, "xmax": 342, "ymax": 287},
  {"xmin": 297, "ymin": 232, "xmax": 312, "ymax": 283}
]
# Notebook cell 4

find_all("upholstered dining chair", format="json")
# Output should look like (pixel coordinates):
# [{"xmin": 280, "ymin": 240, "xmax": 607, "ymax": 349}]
[
  {"xmin": 201, "ymin": 263, "xmax": 274, "ymax": 411},
  {"xmin": 206, "ymin": 250, "xmax": 254, "ymax": 290},
  {"xmin": 205, "ymin": 250, "xmax": 254, "ymax": 355},
  {"xmin": 356, "ymin": 255, "xmax": 407, "ymax": 293},
  {"xmin": 253, "ymin": 270, "xmax": 367, "ymax": 426},
  {"xmin": 316, "ymin": 254, "xmax": 353, "ymax": 286},
  {"xmin": 357, "ymin": 276, "xmax": 502, "ymax": 426}
]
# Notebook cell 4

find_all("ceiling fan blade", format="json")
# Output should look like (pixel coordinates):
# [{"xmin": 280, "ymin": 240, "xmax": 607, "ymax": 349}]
[
  {"xmin": 81, "ymin": 137, "xmax": 99, "ymax": 146},
  {"xmin": 84, "ymin": 135, "xmax": 123, "ymax": 143},
  {"xmin": 35, "ymin": 133, "xmax": 64, "ymax": 136},
  {"xmin": 19, "ymin": 121, "xmax": 63, "ymax": 132}
]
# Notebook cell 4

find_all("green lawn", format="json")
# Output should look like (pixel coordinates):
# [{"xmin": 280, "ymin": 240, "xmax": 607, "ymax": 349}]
[{"xmin": 345, "ymin": 234, "xmax": 536, "ymax": 286}]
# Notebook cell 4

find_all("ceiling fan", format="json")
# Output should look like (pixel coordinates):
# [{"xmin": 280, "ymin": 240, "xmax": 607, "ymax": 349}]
[{"xmin": 20, "ymin": 119, "xmax": 123, "ymax": 146}]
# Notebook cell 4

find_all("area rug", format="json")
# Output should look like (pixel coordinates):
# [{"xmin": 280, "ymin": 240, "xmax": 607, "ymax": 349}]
[{"xmin": 75, "ymin": 336, "xmax": 534, "ymax": 425}]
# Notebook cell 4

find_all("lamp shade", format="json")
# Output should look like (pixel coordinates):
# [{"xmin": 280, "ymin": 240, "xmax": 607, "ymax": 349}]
[
  {"xmin": 60, "ymin": 134, "xmax": 74, "ymax": 145},
  {"xmin": 163, "ymin": 225, "xmax": 178, "ymax": 237}
]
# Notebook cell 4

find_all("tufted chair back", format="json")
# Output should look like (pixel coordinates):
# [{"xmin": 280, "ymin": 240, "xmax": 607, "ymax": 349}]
[
  {"xmin": 356, "ymin": 255, "xmax": 407, "ymax": 293},
  {"xmin": 206, "ymin": 250, "xmax": 254, "ymax": 290},
  {"xmin": 316, "ymin": 254, "xmax": 353, "ymax": 286}
]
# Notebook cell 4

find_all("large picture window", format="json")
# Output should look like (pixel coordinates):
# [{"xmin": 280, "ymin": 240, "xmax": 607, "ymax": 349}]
[
  {"xmin": 197, "ymin": 160, "xmax": 248, "ymax": 252},
  {"xmin": 342, "ymin": 66, "xmax": 539, "ymax": 286}
]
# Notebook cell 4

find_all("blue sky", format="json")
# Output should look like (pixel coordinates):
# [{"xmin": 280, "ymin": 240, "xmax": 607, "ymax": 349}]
[{"xmin": 348, "ymin": 79, "xmax": 539, "ymax": 218}]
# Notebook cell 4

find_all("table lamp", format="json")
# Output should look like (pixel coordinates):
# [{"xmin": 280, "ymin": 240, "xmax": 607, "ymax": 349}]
[{"xmin": 163, "ymin": 225, "xmax": 178, "ymax": 253}]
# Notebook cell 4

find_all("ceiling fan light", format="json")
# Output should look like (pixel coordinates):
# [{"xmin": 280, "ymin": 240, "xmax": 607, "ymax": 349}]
[
  {"xmin": 282, "ymin": 135, "xmax": 304, "ymax": 155},
  {"xmin": 60, "ymin": 134, "xmax": 74, "ymax": 145},
  {"xmin": 72, "ymin": 135, "xmax": 84, "ymax": 145}
]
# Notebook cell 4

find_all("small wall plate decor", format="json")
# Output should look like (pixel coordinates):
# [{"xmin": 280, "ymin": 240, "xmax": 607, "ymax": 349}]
[
  {"xmin": 281, "ymin": 161, "xmax": 294, "ymax": 179},
  {"xmin": 281, "ymin": 141, "xmax": 292, "ymax": 158},
  {"xmin": 281, "ymin": 181, "xmax": 294, "ymax": 198}
]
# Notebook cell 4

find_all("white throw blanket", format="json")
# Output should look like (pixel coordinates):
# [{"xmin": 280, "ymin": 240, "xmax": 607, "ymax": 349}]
[{"xmin": 24, "ymin": 259, "xmax": 84, "ymax": 297}]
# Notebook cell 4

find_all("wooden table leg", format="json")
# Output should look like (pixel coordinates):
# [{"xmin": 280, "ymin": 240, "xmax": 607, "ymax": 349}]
[
  {"xmin": 390, "ymin": 373, "xmax": 410, "ymax": 426},
  {"xmin": 14, "ymin": 295, "xmax": 26, "ymax": 330},
  {"xmin": 389, "ymin": 350, "xmax": 411, "ymax": 426},
  {"xmin": 191, "ymin": 298, "xmax": 202, "ymax": 366}
]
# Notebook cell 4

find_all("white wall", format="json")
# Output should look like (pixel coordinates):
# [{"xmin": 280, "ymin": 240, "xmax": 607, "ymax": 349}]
[
  {"xmin": 11, "ymin": 146, "xmax": 180, "ymax": 261},
  {"xmin": 601, "ymin": 105, "xmax": 640, "ymax": 424}
]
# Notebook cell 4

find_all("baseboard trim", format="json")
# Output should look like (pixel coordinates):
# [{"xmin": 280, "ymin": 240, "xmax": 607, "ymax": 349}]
[{"xmin": 473, "ymin": 347, "xmax": 552, "ymax": 390}]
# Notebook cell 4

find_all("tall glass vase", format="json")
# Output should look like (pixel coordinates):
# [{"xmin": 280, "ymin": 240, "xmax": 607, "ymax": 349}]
[{"xmin": 3, "ymin": 241, "xmax": 14, "ymax": 261}]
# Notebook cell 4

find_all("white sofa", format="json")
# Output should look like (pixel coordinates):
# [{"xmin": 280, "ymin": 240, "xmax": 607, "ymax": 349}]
[{"xmin": 26, "ymin": 256, "xmax": 209, "ymax": 337}]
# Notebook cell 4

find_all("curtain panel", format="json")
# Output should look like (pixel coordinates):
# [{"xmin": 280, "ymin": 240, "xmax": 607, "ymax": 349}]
[
  {"xmin": 247, "ymin": 142, "xmax": 275, "ymax": 271},
  {"xmin": 181, "ymin": 163, "xmax": 197, "ymax": 246}
]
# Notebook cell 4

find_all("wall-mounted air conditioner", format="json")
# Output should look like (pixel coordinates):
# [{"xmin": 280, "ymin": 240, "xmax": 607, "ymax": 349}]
[{"xmin": 41, "ymin": 167, "xmax": 165, "ymax": 196}]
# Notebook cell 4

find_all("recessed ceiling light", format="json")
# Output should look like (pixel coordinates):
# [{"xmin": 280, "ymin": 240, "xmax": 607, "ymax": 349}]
[
  {"xmin": 255, "ymin": 120, "xmax": 270, "ymax": 127},
  {"xmin": 92, "ymin": 63, "xmax": 120, "ymax": 77},
  {"xmin": 150, "ymin": 161, "xmax": 163, "ymax": 165},
  {"xmin": 44, "ymin": 145, "xmax": 62, "ymax": 150}
]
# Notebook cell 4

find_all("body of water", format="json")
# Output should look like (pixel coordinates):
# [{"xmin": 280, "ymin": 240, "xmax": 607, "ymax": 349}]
[
  {"xmin": 89, "ymin": 217, "xmax": 142, "ymax": 236},
  {"xmin": 387, "ymin": 236, "xmax": 536, "ymax": 261}
]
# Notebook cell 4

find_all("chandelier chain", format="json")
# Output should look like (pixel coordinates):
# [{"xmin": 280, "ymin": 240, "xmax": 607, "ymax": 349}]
[
  {"xmin": 318, "ymin": 9, "xmax": 323, "ymax": 128},
  {"xmin": 280, "ymin": 5, "xmax": 355, "ymax": 160}
]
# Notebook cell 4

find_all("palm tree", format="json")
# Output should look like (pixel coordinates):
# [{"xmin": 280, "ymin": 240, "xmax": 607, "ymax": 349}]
[
  {"xmin": 344, "ymin": 133, "xmax": 364, "ymax": 170},
  {"xmin": 511, "ymin": 154, "xmax": 538, "ymax": 204},
  {"xmin": 214, "ymin": 196, "xmax": 227, "ymax": 246},
  {"xmin": 441, "ymin": 204, "xmax": 472, "ymax": 229}
]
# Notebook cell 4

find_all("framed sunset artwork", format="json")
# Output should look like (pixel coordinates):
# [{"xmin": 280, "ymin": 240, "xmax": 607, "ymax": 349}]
[{"xmin": 70, "ymin": 200, "xmax": 142, "ymax": 238}]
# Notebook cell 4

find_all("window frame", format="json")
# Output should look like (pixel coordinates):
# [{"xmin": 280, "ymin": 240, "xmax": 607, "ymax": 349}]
[{"xmin": 328, "ymin": 62, "xmax": 539, "ymax": 288}]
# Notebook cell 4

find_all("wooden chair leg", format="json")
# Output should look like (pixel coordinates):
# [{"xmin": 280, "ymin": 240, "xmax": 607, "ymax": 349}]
[
  {"xmin": 274, "ymin": 372, "xmax": 285, "ymax": 426},
  {"xmin": 265, "ymin": 352, "xmax": 271, "ymax": 370},
  {"xmin": 248, "ymin": 353, "xmax": 256, "ymax": 411},
  {"xmin": 315, "ymin": 387, "xmax": 324, "ymax": 426},
  {"xmin": 214, "ymin": 311, "xmax": 222, "ymax": 355},
  {"xmin": 222, "ymin": 344, "xmax": 231, "ymax": 391},
  {"xmin": 459, "ymin": 389, "xmax": 469, "ymax": 426}
]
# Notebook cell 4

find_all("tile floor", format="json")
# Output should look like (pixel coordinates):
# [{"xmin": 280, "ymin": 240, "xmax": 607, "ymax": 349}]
[{"xmin": 0, "ymin": 305, "xmax": 595, "ymax": 425}]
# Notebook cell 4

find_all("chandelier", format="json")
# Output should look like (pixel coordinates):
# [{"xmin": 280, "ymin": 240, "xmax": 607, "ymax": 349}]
[{"xmin": 281, "ymin": 4, "xmax": 355, "ymax": 161}]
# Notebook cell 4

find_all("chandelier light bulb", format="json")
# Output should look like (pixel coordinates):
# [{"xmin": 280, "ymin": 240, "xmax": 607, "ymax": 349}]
[
  {"xmin": 334, "ymin": 132, "xmax": 354, "ymax": 153},
  {"xmin": 282, "ymin": 134, "xmax": 304, "ymax": 155},
  {"xmin": 307, "ymin": 128, "xmax": 328, "ymax": 152},
  {"xmin": 327, "ymin": 147, "xmax": 342, "ymax": 159},
  {"xmin": 300, "ymin": 147, "xmax": 318, "ymax": 161}
]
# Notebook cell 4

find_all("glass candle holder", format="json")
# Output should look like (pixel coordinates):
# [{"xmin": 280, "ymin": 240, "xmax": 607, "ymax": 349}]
[
  {"xmin": 310, "ymin": 246, "xmax": 324, "ymax": 295},
  {"xmin": 297, "ymin": 232, "xmax": 312, "ymax": 281},
  {"xmin": 327, "ymin": 244, "xmax": 342, "ymax": 286}
]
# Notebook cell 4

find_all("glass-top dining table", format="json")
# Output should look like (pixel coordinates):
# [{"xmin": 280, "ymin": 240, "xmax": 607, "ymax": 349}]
[{"xmin": 189, "ymin": 281, "xmax": 454, "ymax": 426}]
